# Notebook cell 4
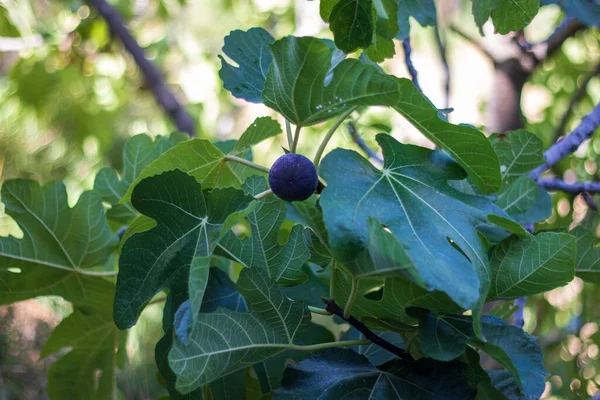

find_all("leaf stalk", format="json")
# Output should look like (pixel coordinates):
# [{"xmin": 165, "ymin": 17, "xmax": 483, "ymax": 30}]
[
  {"xmin": 224, "ymin": 155, "xmax": 270, "ymax": 174},
  {"xmin": 313, "ymin": 107, "xmax": 358, "ymax": 166}
]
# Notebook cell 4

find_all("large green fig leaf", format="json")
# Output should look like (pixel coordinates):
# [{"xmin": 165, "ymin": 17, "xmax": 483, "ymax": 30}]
[
  {"xmin": 168, "ymin": 268, "xmax": 311, "ymax": 394},
  {"xmin": 487, "ymin": 232, "xmax": 576, "ymax": 301},
  {"xmin": 320, "ymin": 134, "xmax": 502, "ymax": 313},
  {"xmin": 472, "ymin": 0, "xmax": 539, "ymax": 34},
  {"xmin": 418, "ymin": 312, "xmax": 546, "ymax": 400},
  {"xmin": 216, "ymin": 177, "xmax": 310, "ymax": 285},
  {"xmin": 0, "ymin": 180, "xmax": 118, "ymax": 310},
  {"xmin": 263, "ymin": 36, "xmax": 500, "ymax": 192},
  {"xmin": 273, "ymin": 348, "xmax": 475, "ymax": 399},
  {"xmin": 218, "ymin": 28, "xmax": 275, "ymax": 103},
  {"xmin": 572, "ymin": 226, "xmax": 600, "ymax": 283},
  {"xmin": 94, "ymin": 132, "xmax": 187, "ymax": 223},
  {"xmin": 113, "ymin": 170, "xmax": 254, "ymax": 329},
  {"xmin": 122, "ymin": 117, "xmax": 281, "ymax": 202}
]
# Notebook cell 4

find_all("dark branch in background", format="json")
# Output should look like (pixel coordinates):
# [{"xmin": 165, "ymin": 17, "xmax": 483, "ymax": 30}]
[
  {"xmin": 553, "ymin": 61, "xmax": 600, "ymax": 142},
  {"xmin": 322, "ymin": 298, "xmax": 415, "ymax": 362},
  {"xmin": 87, "ymin": 0, "xmax": 196, "ymax": 136},
  {"xmin": 448, "ymin": 25, "xmax": 495, "ymax": 63},
  {"xmin": 347, "ymin": 121, "xmax": 383, "ymax": 164},
  {"xmin": 537, "ymin": 178, "xmax": 600, "ymax": 194},
  {"xmin": 434, "ymin": 24, "xmax": 450, "ymax": 109},
  {"xmin": 529, "ymin": 102, "xmax": 600, "ymax": 180},
  {"xmin": 402, "ymin": 38, "xmax": 422, "ymax": 93}
]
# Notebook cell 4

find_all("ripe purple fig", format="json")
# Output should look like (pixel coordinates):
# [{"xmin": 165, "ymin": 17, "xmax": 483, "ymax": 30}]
[{"xmin": 268, "ymin": 153, "xmax": 318, "ymax": 202}]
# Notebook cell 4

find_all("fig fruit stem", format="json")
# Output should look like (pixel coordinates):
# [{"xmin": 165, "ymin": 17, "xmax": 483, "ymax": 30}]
[
  {"xmin": 255, "ymin": 189, "xmax": 274, "ymax": 200},
  {"xmin": 313, "ymin": 107, "xmax": 358, "ymax": 166},
  {"xmin": 291, "ymin": 125, "xmax": 301, "ymax": 153},
  {"xmin": 224, "ymin": 155, "xmax": 270, "ymax": 174},
  {"xmin": 285, "ymin": 119, "xmax": 294, "ymax": 151},
  {"xmin": 343, "ymin": 275, "xmax": 359, "ymax": 319}
]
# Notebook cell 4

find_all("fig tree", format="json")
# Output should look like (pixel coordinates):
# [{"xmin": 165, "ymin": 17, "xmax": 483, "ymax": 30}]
[{"xmin": 268, "ymin": 153, "xmax": 318, "ymax": 202}]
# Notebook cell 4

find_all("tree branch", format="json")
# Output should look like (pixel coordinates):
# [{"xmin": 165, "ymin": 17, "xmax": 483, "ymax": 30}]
[
  {"xmin": 402, "ymin": 38, "xmax": 422, "ymax": 93},
  {"xmin": 87, "ymin": 0, "xmax": 196, "ymax": 136},
  {"xmin": 347, "ymin": 121, "xmax": 383, "ymax": 164},
  {"xmin": 553, "ymin": 61, "xmax": 600, "ymax": 142},
  {"xmin": 529, "ymin": 102, "xmax": 600, "ymax": 180},
  {"xmin": 322, "ymin": 298, "xmax": 415, "ymax": 362},
  {"xmin": 449, "ymin": 25, "xmax": 495, "ymax": 64},
  {"xmin": 537, "ymin": 178, "xmax": 600, "ymax": 194}
]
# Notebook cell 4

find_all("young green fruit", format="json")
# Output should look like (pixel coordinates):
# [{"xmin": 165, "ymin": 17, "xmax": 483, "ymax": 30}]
[{"xmin": 268, "ymin": 153, "xmax": 318, "ymax": 202}]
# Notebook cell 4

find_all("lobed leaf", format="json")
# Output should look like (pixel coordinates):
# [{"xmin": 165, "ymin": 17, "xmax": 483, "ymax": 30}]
[
  {"xmin": 168, "ymin": 268, "xmax": 311, "ymax": 393},
  {"xmin": 113, "ymin": 170, "xmax": 254, "ymax": 329},
  {"xmin": 263, "ymin": 36, "xmax": 501, "ymax": 192},
  {"xmin": 122, "ymin": 117, "xmax": 281, "ymax": 202},
  {"xmin": 0, "ymin": 180, "xmax": 118, "ymax": 311},
  {"xmin": 319, "ymin": 134, "xmax": 503, "ymax": 314}
]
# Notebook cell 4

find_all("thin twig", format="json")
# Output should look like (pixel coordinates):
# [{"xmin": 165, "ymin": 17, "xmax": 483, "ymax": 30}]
[
  {"xmin": 553, "ymin": 61, "xmax": 600, "ymax": 143},
  {"xmin": 537, "ymin": 178, "xmax": 600, "ymax": 194},
  {"xmin": 434, "ymin": 24, "xmax": 450, "ymax": 109},
  {"xmin": 529, "ymin": 102, "xmax": 600, "ymax": 181},
  {"xmin": 347, "ymin": 121, "xmax": 383, "ymax": 164},
  {"xmin": 322, "ymin": 298, "xmax": 415, "ymax": 362},
  {"xmin": 449, "ymin": 25, "xmax": 495, "ymax": 63},
  {"xmin": 402, "ymin": 38, "xmax": 422, "ymax": 93},
  {"xmin": 87, "ymin": 0, "xmax": 195, "ymax": 136}
]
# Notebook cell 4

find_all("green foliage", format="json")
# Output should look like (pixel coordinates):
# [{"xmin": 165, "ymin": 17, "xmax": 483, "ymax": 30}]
[
  {"xmin": 1, "ymin": 4, "xmax": 598, "ymax": 399},
  {"xmin": 274, "ymin": 348, "xmax": 475, "ymax": 399},
  {"xmin": 169, "ymin": 268, "xmax": 311, "ymax": 394}
]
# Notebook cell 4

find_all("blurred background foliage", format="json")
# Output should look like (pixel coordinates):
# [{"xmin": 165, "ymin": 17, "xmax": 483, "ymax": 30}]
[{"xmin": 0, "ymin": 0, "xmax": 599, "ymax": 399}]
